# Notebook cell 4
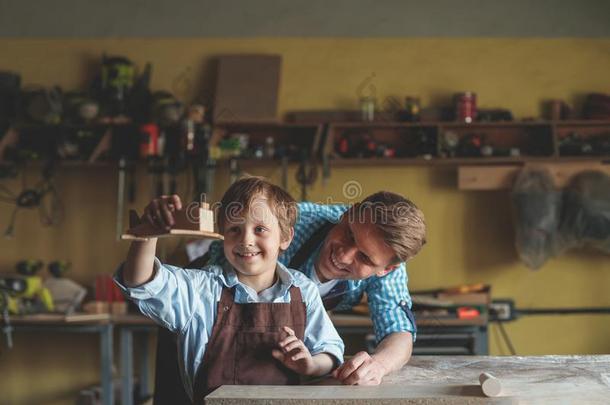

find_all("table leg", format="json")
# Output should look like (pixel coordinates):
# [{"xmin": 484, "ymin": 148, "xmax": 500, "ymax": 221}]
[
  {"xmin": 473, "ymin": 326, "xmax": 489, "ymax": 355},
  {"xmin": 100, "ymin": 324, "xmax": 114, "ymax": 405},
  {"xmin": 139, "ymin": 331, "xmax": 150, "ymax": 398},
  {"xmin": 121, "ymin": 327, "xmax": 134, "ymax": 405}
]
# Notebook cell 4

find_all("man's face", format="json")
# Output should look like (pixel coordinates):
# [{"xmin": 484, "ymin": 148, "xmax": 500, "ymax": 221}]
[{"xmin": 314, "ymin": 211, "xmax": 398, "ymax": 282}]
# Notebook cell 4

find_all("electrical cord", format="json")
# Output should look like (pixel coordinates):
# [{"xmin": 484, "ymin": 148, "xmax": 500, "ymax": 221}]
[
  {"xmin": 489, "ymin": 304, "xmax": 610, "ymax": 356},
  {"xmin": 496, "ymin": 321, "xmax": 516, "ymax": 355},
  {"xmin": 518, "ymin": 307, "xmax": 610, "ymax": 316},
  {"xmin": 0, "ymin": 161, "xmax": 64, "ymax": 237}
]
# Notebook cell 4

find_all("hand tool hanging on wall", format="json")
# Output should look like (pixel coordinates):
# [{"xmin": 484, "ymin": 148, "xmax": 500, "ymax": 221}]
[
  {"xmin": 165, "ymin": 123, "xmax": 187, "ymax": 195},
  {"xmin": 19, "ymin": 86, "xmax": 63, "ymax": 125},
  {"xmin": 1, "ymin": 292, "xmax": 13, "ymax": 349},
  {"xmin": 0, "ymin": 71, "xmax": 21, "ymax": 135},
  {"xmin": 62, "ymin": 91, "xmax": 100, "ymax": 125},
  {"xmin": 150, "ymin": 91, "xmax": 184, "ymax": 196},
  {"xmin": 319, "ymin": 124, "xmax": 331, "ymax": 187},
  {"xmin": 58, "ymin": 92, "xmax": 102, "ymax": 161},
  {"xmin": 110, "ymin": 124, "xmax": 139, "ymax": 241},
  {"xmin": 185, "ymin": 105, "xmax": 215, "ymax": 200},
  {"xmin": 296, "ymin": 152, "xmax": 317, "ymax": 201},
  {"xmin": 229, "ymin": 158, "xmax": 239, "ymax": 185},
  {"xmin": 116, "ymin": 157, "xmax": 127, "ymax": 241},
  {"xmin": 148, "ymin": 156, "xmax": 165, "ymax": 197},
  {"xmin": 281, "ymin": 156, "xmax": 288, "ymax": 191},
  {"xmin": 128, "ymin": 62, "xmax": 152, "ymax": 124},
  {"xmin": 139, "ymin": 122, "xmax": 160, "ymax": 196},
  {"xmin": 204, "ymin": 156, "xmax": 216, "ymax": 200},
  {"xmin": 95, "ymin": 55, "xmax": 135, "ymax": 119},
  {"xmin": 274, "ymin": 142, "xmax": 291, "ymax": 191}
]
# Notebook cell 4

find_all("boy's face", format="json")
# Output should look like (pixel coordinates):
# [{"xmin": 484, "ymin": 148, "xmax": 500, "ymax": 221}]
[{"xmin": 223, "ymin": 196, "xmax": 292, "ymax": 281}]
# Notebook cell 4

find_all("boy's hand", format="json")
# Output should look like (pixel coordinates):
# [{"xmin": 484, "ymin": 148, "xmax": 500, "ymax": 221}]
[
  {"xmin": 143, "ymin": 194, "xmax": 182, "ymax": 230},
  {"xmin": 272, "ymin": 326, "xmax": 317, "ymax": 376}
]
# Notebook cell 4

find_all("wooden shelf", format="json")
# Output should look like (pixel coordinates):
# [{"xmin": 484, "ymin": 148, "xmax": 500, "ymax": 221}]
[
  {"xmin": 324, "ymin": 120, "xmax": 610, "ymax": 166},
  {"xmin": 329, "ymin": 156, "xmax": 610, "ymax": 167},
  {"xmin": 211, "ymin": 122, "xmax": 324, "ymax": 162},
  {"xmin": 3, "ymin": 120, "xmax": 609, "ymax": 172},
  {"xmin": 217, "ymin": 158, "xmax": 304, "ymax": 167}
]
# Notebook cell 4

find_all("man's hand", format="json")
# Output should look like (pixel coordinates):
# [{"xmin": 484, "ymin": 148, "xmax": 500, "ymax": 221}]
[
  {"xmin": 272, "ymin": 326, "xmax": 317, "ymax": 376},
  {"xmin": 332, "ymin": 351, "xmax": 388, "ymax": 385},
  {"xmin": 143, "ymin": 194, "xmax": 182, "ymax": 230}
]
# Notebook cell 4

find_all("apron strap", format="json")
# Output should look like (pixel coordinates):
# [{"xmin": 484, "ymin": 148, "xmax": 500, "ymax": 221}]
[
  {"xmin": 288, "ymin": 285, "xmax": 303, "ymax": 303},
  {"xmin": 288, "ymin": 286, "xmax": 306, "ymax": 338},
  {"xmin": 288, "ymin": 221, "xmax": 335, "ymax": 269},
  {"xmin": 215, "ymin": 286, "xmax": 236, "ymax": 324}
]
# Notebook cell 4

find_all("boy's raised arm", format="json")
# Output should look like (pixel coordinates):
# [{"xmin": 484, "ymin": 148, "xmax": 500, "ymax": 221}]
[
  {"xmin": 123, "ymin": 240, "xmax": 158, "ymax": 287},
  {"xmin": 121, "ymin": 195, "xmax": 183, "ymax": 287}
]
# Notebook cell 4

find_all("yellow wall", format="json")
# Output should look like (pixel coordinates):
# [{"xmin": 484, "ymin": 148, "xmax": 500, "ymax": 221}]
[{"xmin": 1, "ymin": 38, "xmax": 609, "ymax": 404}]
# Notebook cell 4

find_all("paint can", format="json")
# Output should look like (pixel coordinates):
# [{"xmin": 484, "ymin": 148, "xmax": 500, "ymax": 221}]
[{"xmin": 455, "ymin": 92, "xmax": 477, "ymax": 123}]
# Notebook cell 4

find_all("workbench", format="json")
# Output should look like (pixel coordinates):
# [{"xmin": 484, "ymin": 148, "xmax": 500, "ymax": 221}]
[
  {"xmin": 4, "ymin": 313, "xmax": 156, "ymax": 405},
  {"xmin": 331, "ymin": 313, "xmax": 489, "ymax": 355},
  {"xmin": 207, "ymin": 355, "xmax": 610, "ymax": 404},
  {"xmin": 6, "ymin": 314, "xmax": 115, "ymax": 405},
  {"xmin": 5, "ymin": 312, "xmax": 486, "ymax": 405}
]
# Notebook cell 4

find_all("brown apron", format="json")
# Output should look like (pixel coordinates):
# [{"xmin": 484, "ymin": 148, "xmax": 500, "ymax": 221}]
[{"xmin": 192, "ymin": 285, "xmax": 306, "ymax": 403}]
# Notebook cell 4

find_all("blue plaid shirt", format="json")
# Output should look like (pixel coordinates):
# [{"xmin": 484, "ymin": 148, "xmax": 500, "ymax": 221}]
[{"xmin": 208, "ymin": 202, "xmax": 416, "ymax": 343}]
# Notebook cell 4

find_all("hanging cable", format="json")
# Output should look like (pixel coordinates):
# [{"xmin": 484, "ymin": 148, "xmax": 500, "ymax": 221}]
[{"xmin": 496, "ymin": 322, "xmax": 516, "ymax": 355}]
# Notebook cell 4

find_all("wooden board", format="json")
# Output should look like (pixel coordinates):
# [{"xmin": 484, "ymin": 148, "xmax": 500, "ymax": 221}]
[
  {"xmin": 458, "ymin": 162, "xmax": 610, "ymax": 190},
  {"xmin": 122, "ymin": 206, "xmax": 222, "ymax": 241},
  {"xmin": 121, "ymin": 229, "xmax": 223, "ymax": 241},
  {"xmin": 206, "ymin": 355, "xmax": 610, "ymax": 404},
  {"xmin": 213, "ymin": 54, "xmax": 281, "ymax": 123},
  {"xmin": 8, "ymin": 312, "xmax": 110, "ymax": 324}
]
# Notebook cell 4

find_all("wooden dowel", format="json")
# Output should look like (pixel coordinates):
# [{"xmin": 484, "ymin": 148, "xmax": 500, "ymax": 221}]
[{"xmin": 479, "ymin": 372, "xmax": 502, "ymax": 397}]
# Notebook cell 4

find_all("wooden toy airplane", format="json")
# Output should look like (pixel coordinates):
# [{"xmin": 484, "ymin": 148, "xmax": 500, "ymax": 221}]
[{"xmin": 121, "ymin": 201, "xmax": 223, "ymax": 241}]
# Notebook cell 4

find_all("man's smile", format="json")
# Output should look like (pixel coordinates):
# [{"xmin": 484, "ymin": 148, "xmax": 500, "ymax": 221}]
[{"xmin": 330, "ymin": 248, "xmax": 350, "ymax": 273}]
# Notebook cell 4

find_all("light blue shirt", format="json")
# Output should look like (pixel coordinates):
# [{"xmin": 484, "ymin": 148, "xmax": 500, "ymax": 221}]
[
  {"xmin": 208, "ymin": 202, "xmax": 417, "ymax": 343},
  {"xmin": 114, "ymin": 258, "xmax": 344, "ymax": 400}
]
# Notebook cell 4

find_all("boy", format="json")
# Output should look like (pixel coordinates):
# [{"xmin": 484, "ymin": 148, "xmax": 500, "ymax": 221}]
[{"xmin": 114, "ymin": 177, "xmax": 344, "ymax": 403}]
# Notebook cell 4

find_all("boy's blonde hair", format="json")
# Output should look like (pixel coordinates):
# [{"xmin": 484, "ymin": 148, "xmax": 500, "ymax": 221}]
[
  {"xmin": 353, "ymin": 191, "xmax": 426, "ymax": 264},
  {"xmin": 217, "ymin": 176, "xmax": 297, "ymax": 242}
]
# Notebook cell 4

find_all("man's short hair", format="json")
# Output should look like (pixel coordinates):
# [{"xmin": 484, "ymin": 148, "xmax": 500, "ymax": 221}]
[
  {"xmin": 217, "ymin": 175, "xmax": 297, "ymax": 242},
  {"xmin": 355, "ymin": 191, "xmax": 426, "ymax": 264}
]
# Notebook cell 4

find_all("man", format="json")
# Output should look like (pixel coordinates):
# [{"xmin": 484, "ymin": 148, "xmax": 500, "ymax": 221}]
[{"xmin": 150, "ymin": 190, "xmax": 426, "ymax": 402}]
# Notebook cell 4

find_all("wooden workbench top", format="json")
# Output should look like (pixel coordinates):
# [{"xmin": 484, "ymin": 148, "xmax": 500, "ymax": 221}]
[{"xmin": 207, "ymin": 355, "xmax": 610, "ymax": 404}]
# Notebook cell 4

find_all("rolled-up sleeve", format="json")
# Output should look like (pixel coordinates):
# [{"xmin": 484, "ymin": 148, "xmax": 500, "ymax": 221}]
[
  {"xmin": 300, "ymin": 282, "xmax": 344, "ymax": 366},
  {"xmin": 366, "ymin": 264, "xmax": 417, "ymax": 343},
  {"xmin": 114, "ymin": 258, "xmax": 208, "ymax": 334}
]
